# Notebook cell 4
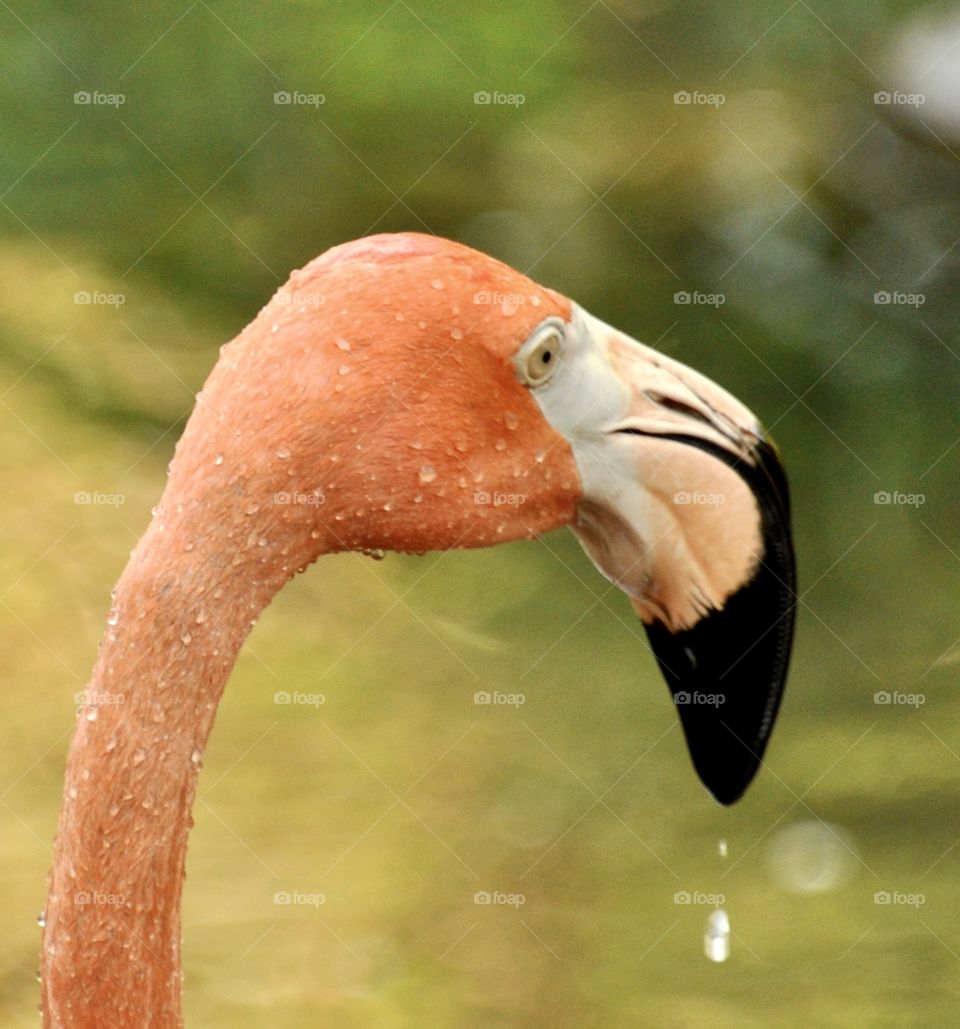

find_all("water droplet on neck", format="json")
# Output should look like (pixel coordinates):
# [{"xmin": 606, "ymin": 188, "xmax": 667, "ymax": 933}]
[
  {"xmin": 504, "ymin": 412, "xmax": 519, "ymax": 430},
  {"xmin": 335, "ymin": 337, "xmax": 351, "ymax": 351},
  {"xmin": 132, "ymin": 749, "xmax": 146, "ymax": 766},
  {"xmin": 214, "ymin": 454, "xmax": 224, "ymax": 466},
  {"xmin": 419, "ymin": 465, "xmax": 437, "ymax": 484},
  {"xmin": 704, "ymin": 909, "xmax": 730, "ymax": 963},
  {"xmin": 338, "ymin": 364, "xmax": 351, "ymax": 376}
]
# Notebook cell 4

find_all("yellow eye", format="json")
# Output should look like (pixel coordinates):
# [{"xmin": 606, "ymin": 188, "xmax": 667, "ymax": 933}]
[{"xmin": 518, "ymin": 325, "xmax": 563, "ymax": 387}]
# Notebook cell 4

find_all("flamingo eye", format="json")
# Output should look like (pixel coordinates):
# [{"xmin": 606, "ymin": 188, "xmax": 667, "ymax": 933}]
[{"xmin": 517, "ymin": 323, "xmax": 564, "ymax": 387}]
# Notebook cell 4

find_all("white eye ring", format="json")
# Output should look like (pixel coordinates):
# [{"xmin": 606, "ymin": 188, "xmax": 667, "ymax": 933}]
[{"xmin": 516, "ymin": 321, "xmax": 564, "ymax": 387}]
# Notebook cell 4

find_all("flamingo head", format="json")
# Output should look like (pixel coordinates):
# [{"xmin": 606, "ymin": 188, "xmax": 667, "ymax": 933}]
[{"xmin": 184, "ymin": 232, "xmax": 795, "ymax": 803}]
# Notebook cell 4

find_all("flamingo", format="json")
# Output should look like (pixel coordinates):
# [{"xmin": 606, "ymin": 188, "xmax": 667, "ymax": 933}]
[{"xmin": 41, "ymin": 232, "xmax": 795, "ymax": 1027}]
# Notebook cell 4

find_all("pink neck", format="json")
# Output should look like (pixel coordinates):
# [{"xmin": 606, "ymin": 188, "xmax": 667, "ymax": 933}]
[{"xmin": 41, "ymin": 505, "xmax": 330, "ymax": 1027}]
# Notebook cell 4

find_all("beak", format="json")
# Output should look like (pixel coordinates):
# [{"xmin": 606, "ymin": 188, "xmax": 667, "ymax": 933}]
[{"xmin": 528, "ymin": 307, "xmax": 797, "ymax": 804}]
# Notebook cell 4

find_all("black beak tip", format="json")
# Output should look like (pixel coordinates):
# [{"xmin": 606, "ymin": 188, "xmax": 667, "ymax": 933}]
[{"xmin": 643, "ymin": 437, "xmax": 796, "ymax": 805}]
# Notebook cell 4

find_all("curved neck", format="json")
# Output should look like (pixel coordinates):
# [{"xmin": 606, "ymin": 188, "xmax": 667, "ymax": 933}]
[{"xmin": 41, "ymin": 509, "xmax": 330, "ymax": 1027}]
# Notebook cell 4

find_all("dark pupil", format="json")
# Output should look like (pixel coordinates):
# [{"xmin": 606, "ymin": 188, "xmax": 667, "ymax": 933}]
[{"xmin": 541, "ymin": 350, "xmax": 552, "ymax": 364}]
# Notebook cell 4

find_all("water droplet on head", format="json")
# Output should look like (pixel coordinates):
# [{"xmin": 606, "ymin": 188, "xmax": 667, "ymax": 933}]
[
  {"xmin": 504, "ymin": 412, "xmax": 519, "ymax": 430},
  {"xmin": 276, "ymin": 446, "xmax": 291, "ymax": 460},
  {"xmin": 450, "ymin": 327, "xmax": 463, "ymax": 341},
  {"xmin": 106, "ymin": 609, "xmax": 119, "ymax": 627},
  {"xmin": 338, "ymin": 364, "xmax": 351, "ymax": 376},
  {"xmin": 494, "ymin": 440, "xmax": 507, "ymax": 452},
  {"xmin": 419, "ymin": 465, "xmax": 437, "ymax": 484},
  {"xmin": 214, "ymin": 454, "xmax": 224, "ymax": 466},
  {"xmin": 180, "ymin": 629, "xmax": 192, "ymax": 645},
  {"xmin": 431, "ymin": 279, "xmax": 445, "ymax": 290},
  {"xmin": 67, "ymin": 786, "xmax": 78, "ymax": 800},
  {"xmin": 190, "ymin": 749, "xmax": 202, "ymax": 765},
  {"xmin": 84, "ymin": 707, "xmax": 98, "ymax": 723},
  {"xmin": 132, "ymin": 748, "xmax": 146, "ymax": 766}
]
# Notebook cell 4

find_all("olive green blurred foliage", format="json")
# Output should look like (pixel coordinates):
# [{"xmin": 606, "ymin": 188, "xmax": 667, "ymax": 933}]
[{"xmin": 3, "ymin": 1, "xmax": 960, "ymax": 1025}]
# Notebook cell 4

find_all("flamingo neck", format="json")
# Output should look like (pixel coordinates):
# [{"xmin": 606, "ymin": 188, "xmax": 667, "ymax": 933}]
[{"xmin": 41, "ymin": 506, "xmax": 331, "ymax": 1027}]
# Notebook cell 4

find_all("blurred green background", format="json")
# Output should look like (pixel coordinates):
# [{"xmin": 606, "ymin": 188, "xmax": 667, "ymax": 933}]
[{"xmin": 3, "ymin": 2, "xmax": 960, "ymax": 1025}]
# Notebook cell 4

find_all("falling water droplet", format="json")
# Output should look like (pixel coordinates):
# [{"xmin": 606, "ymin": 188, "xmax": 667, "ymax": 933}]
[
  {"xmin": 276, "ymin": 446, "xmax": 291, "ymax": 460},
  {"xmin": 704, "ymin": 909, "xmax": 730, "ymax": 963},
  {"xmin": 419, "ymin": 466, "xmax": 437, "ymax": 484},
  {"xmin": 37, "ymin": 912, "xmax": 45, "ymax": 928},
  {"xmin": 718, "ymin": 839, "xmax": 728, "ymax": 858}
]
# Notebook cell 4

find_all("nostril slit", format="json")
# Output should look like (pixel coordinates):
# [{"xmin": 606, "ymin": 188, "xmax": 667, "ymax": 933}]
[{"xmin": 644, "ymin": 391, "xmax": 715, "ymax": 429}]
